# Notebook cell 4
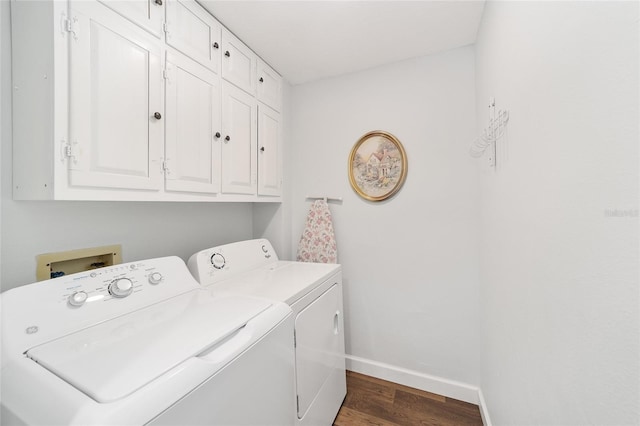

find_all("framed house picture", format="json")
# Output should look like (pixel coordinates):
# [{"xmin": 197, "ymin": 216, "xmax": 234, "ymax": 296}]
[{"xmin": 348, "ymin": 131, "xmax": 408, "ymax": 202}]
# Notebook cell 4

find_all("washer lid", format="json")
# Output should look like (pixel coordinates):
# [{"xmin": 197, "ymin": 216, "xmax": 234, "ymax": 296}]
[{"xmin": 26, "ymin": 290, "xmax": 272, "ymax": 403}]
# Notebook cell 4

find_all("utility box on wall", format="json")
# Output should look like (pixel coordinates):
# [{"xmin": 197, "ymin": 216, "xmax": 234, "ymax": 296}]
[{"xmin": 36, "ymin": 245, "xmax": 122, "ymax": 281}]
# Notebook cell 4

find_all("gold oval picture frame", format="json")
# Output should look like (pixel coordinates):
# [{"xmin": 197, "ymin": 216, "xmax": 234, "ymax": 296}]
[{"xmin": 348, "ymin": 131, "xmax": 408, "ymax": 202}]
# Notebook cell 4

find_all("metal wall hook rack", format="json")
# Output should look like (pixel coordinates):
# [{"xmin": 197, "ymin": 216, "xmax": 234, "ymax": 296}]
[
  {"xmin": 305, "ymin": 195, "xmax": 343, "ymax": 203},
  {"xmin": 470, "ymin": 98, "xmax": 509, "ymax": 167}
]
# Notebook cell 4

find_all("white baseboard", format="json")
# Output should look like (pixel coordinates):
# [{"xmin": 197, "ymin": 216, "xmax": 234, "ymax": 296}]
[
  {"xmin": 345, "ymin": 354, "xmax": 480, "ymax": 404},
  {"xmin": 478, "ymin": 388, "xmax": 493, "ymax": 426},
  {"xmin": 345, "ymin": 354, "xmax": 492, "ymax": 425}
]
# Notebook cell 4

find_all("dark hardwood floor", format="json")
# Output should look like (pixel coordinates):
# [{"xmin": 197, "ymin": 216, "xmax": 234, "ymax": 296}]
[{"xmin": 333, "ymin": 371, "xmax": 483, "ymax": 426}]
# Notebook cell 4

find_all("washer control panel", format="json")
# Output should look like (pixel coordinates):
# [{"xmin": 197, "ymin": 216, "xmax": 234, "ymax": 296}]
[{"xmin": 50, "ymin": 257, "xmax": 189, "ymax": 310}]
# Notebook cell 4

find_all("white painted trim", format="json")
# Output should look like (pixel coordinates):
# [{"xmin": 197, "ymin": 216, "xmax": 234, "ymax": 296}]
[
  {"xmin": 345, "ymin": 354, "xmax": 479, "ymax": 405},
  {"xmin": 478, "ymin": 388, "xmax": 493, "ymax": 426}
]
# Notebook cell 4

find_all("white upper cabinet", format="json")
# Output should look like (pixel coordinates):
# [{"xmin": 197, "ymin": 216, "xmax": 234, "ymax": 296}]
[
  {"xmin": 11, "ymin": 0, "xmax": 282, "ymax": 202},
  {"xmin": 257, "ymin": 59, "xmax": 282, "ymax": 112},
  {"xmin": 165, "ymin": 51, "xmax": 222, "ymax": 195},
  {"xmin": 221, "ymin": 28, "xmax": 256, "ymax": 95},
  {"xmin": 68, "ymin": 1, "xmax": 164, "ymax": 191},
  {"xmin": 97, "ymin": 0, "xmax": 164, "ymax": 37},
  {"xmin": 221, "ymin": 82, "xmax": 257, "ymax": 195},
  {"xmin": 165, "ymin": 0, "xmax": 221, "ymax": 73},
  {"xmin": 257, "ymin": 104, "xmax": 281, "ymax": 197}
]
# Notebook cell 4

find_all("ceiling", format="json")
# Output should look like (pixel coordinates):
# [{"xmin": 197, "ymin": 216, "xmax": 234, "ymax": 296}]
[{"xmin": 199, "ymin": 1, "xmax": 486, "ymax": 86}]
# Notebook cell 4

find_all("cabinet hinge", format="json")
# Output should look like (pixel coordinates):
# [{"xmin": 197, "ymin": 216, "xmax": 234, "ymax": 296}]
[
  {"xmin": 162, "ymin": 160, "xmax": 170, "ymax": 174},
  {"xmin": 162, "ymin": 69, "xmax": 169, "ymax": 80},
  {"xmin": 163, "ymin": 21, "xmax": 169, "ymax": 33},
  {"xmin": 62, "ymin": 141, "xmax": 78, "ymax": 164},
  {"xmin": 63, "ymin": 16, "xmax": 79, "ymax": 40}
]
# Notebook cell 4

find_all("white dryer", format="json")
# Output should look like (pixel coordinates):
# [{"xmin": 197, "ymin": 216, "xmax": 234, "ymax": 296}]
[
  {"xmin": 188, "ymin": 239, "xmax": 346, "ymax": 426},
  {"xmin": 0, "ymin": 256, "xmax": 295, "ymax": 425}
]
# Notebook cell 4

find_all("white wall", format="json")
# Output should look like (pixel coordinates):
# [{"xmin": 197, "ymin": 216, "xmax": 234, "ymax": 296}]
[
  {"xmin": 475, "ymin": 1, "xmax": 639, "ymax": 425},
  {"xmin": 291, "ymin": 46, "xmax": 481, "ymax": 388},
  {"xmin": 0, "ymin": 0, "xmax": 255, "ymax": 291}
]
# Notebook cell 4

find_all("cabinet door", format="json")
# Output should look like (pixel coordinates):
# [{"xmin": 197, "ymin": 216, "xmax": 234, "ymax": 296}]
[
  {"xmin": 97, "ymin": 0, "xmax": 164, "ymax": 37},
  {"xmin": 165, "ymin": 0, "xmax": 221, "ymax": 73},
  {"xmin": 256, "ymin": 59, "xmax": 282, "ymax": 112},
  {"xmin": 221, "ymin": 82, "xmax": 257, "ymax": 195},
  {"xmin": 68, "ymin": 1, "xmax": 163, "ymax": 191},
  {"xmin": 221, "ymin": 28, "xmax": 256, "ymax": 95},
  {"xmin": 165, "ymin": 52, "xmax": 221, "ymax": 194},
  {"xmin": 257, "ymin": 104, "xmax": 281, "ymax": 197},
  {"xmin": 295, "ymin": 284, "xmax": 345, "ymax": 419}
]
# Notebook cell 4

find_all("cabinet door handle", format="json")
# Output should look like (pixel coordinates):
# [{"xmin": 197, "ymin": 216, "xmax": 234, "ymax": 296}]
[
  {"xmin": 260, "ymin": 146, "xmax": 265, "ymax": 152},
  {"xmin": 154, "ymin": 0, "xmax": 162, "ymax": 5},
  {"xmin": 225, "ymin": 135, "xmax": 231, "ymax": 142},
  {"xmin": 154, "ymin": 112, "xmax": 162, "ymax": 120},
  {"xmin": 224, "ymin": 51, "xmax": 230, "ymax": 57},
  {"xmin": 259, "ymin": 77, "xmax": 264, "ymax": 83},
  {"xmin": 212, "ymin": 42, "xmax": 219, "ymax": 49}
]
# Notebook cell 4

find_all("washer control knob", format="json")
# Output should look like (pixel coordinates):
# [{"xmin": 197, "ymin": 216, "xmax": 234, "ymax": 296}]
[
  {"xmin": 68, "ymin": 291, "xmax": 88, "ymax": 307},
  {"xmin": 109, "ymin": 278, "xmax": 133, "ymax": 298},
  {"xmin": 210, "ymin": 253, "xmax": 226, "ymax": 270},
  {"xmin": 148, "ymin": 272, "xmax": 163, "ymax": 285}
]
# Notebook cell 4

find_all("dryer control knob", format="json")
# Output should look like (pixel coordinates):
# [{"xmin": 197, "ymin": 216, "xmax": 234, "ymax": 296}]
[
  {"xmin": 68, "ymin": 291, "xmax": 88, "ymax": 307},
  {"xmin": 109, "ymin": 278, "xmax": 133, "ymax": 298},
  {"xmin": 210, "ymin": 253, "xmax": 226, "ymax": 269},
  {"xmin": 148, "ymin": 272, "xmax": 163, "ymax": 285}
]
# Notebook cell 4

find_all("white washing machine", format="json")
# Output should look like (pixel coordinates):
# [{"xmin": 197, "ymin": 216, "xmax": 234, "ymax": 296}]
[
  {"xmin": 0, "ymin": 256, "xmax": 295, "ymax": 425},
  {"xmin": 188, "ymin": 239, "xmax": 346, "ymax": 426}
]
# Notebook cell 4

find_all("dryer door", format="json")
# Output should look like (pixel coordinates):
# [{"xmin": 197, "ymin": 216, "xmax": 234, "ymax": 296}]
[{"xmin": 294, "ymin": 283, "xmax": 345, "ymax": 419}]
